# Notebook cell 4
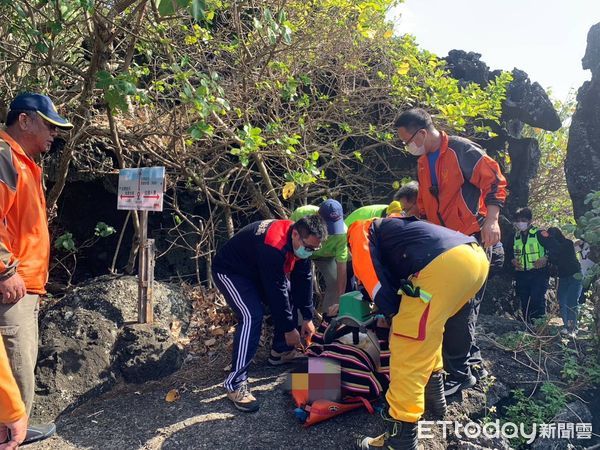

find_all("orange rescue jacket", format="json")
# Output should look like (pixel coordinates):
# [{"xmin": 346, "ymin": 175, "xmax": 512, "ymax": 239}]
[
  {"xmin": 417, "ymin": 132, "xmax": 507, "ymax": 236},
  {"xmin": 0, "ymin": 131, "xmax": 50, "ymax": 294},
  {"xmin": 0, "ymin": 337, "xmax": 26, "ymax": 423}
]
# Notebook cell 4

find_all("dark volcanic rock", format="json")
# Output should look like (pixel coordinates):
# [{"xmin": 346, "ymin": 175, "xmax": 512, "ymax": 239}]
[
  {"xmin": 34, "ymin": 308, "xmax": 119, "ymax": 421},
  {"xmin": 503, "ymin": 69, "xmax": 561, "ymax": 131},
  {"xmin": 505, "ymin": 137, "xmax": 541, "ymax": 212},
  {"xmin": 566, "ymin": 23, "xmax": 600, "ymax": 219},
  {"xmin": 444, "ymin": 52, "xmax": 560, "ymax": 132},
  {"xmin": 33, "ymin": 276, "xmax": 192, "ymax": 421},
  {"xmin": 444, "ymin": 50, "xmax": 560, "ymax": 214},
  {"xmin": 115, "ymin": 323, "xmax": 184, "ymax": 383},
  {"xmin": 445, "ymin": 50, "xmax": 490, "ymax": 87}
]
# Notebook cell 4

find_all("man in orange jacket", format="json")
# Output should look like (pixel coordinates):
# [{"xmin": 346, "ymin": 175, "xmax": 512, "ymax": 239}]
[
  {"xmin": 395, "ymin": 108, "xmax": 507, "ymax": 396},
  {"xmin": 0, "ymin": 93, "xmax": 73, "ymax": 441},
  {"xmin": 1, "ymin": 337, "xmax": 27, "ymax": 450}
]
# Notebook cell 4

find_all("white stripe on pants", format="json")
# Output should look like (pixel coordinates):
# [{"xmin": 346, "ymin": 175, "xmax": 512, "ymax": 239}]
[{"xmin": 216, "ymin": 273, "xmax": 255, "ymax": 391}]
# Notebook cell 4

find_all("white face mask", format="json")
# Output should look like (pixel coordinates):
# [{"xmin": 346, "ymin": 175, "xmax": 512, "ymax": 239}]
[
  {"xmin": 407, "ymin": 142, "xmax": 426, "ymax": 156},
  {"xmin": 514, "ymin": 221, "xmax": 529, "ymax": 232}
]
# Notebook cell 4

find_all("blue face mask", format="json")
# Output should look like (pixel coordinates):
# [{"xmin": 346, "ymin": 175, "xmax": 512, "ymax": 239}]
[{"xmin": 294, "ymin": 246, "xmax": 314, "ymax": 259}]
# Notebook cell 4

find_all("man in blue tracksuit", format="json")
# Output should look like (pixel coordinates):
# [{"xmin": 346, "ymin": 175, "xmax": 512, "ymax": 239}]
[{"xmin": 212, "ymin": 215, "xmax": 327, "ymax": 412}]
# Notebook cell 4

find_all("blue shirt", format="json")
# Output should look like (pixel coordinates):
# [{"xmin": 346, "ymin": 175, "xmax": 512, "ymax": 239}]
[{"xmin": 428, "ymin": 149, "xmax": 440, "ymax": 186}]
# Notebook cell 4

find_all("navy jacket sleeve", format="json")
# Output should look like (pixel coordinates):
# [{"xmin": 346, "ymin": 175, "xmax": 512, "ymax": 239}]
[
  {"xmin": 349, "ymin": 220, "xmax": 400, "ymax": 317},
  {"xmin": 290, "ymin": 258, "xmax": 314, "ymax": 321},
  {"xmin": 257, "ymin": 246, "xmax": 296, "ymax": 333}
]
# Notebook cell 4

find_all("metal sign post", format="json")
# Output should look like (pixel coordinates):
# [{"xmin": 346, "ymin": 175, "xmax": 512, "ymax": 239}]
[{"xmin": 117, "ymin": 167, "xmax": 165, "ymax": 324}]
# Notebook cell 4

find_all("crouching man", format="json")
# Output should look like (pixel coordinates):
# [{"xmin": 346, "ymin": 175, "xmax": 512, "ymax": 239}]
[
  {"xmin": 348, "ymin": 216, "xmax": 489, "ymax": 449},
  {"xmin": 212, "ymin": 216, "xmax": 327, "ymax": 412}
]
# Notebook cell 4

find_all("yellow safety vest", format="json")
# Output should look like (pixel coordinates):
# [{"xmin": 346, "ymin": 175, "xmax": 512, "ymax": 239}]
[{"xmin": 513, "ymin": 227, "xmax": 545, "ymax": 271}]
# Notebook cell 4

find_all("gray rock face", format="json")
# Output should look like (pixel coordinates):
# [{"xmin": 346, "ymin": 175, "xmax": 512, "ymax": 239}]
[
  {"xmin": 566, "ymin": 22, "xmax": 600, "ymax": 219},
  {"xmin": 33, "ymin": 276, "xmax": 191, "ymax": 421}
]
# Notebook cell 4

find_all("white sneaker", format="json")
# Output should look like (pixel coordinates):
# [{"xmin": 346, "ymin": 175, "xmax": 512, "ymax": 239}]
[
  {"xmin": 227, "ymin": 383, "xmax": 259, "ymax": 412},
  {"xmin": 267, "ymin": 349, "xmax": 307, "ymax": 366}
]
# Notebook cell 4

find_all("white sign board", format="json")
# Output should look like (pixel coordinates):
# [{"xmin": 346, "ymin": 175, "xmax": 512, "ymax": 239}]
[{"xmin": 117, "ymin": 167, "xmax": 165, "ymax": 212}]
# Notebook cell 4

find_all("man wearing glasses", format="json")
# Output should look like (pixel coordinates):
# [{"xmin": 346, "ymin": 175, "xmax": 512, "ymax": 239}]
[
  {"xmin": 290, "ymin": 199, "xmax": 349, "ymax": 314},
  {"xmin": 0, "ymin": 93, "xmax": 73, "ymax": 445},
  {"xmin": 212, "ymin": 215, "xmax": 327, "ymax": 412},
  {"xmin": 394, "ymin": 108, "xmax": 507, "ymax": 396}
]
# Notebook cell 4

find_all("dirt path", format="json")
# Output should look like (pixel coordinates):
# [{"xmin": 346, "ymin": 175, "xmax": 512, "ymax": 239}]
[
  {"xmin": 28, "ymin": 354, "xmax": 390, "ymax": 450},
  {"xmin": 26, "ymin": 314, "xmax": 599, "ymax": 449}
]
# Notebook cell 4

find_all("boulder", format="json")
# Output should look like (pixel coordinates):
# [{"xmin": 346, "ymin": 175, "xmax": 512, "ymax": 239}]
[
  {"xmin": 445, "ymin": 50, "xmax": 490, "ymax": 87},
  {"xmin": 566, "ymin": 22, "xmax": 600, "ymax": 219},
  {"xmin": 33, "ymin": 276, "xmax": 192, "ymax": 420},
  {"xmin": 444, "ymin": 50, "xmax": 560, "ymax": 215},
  {"xmin": 444, "ymin": 52, "xmax": 560, "ymax": 132},
  {"xmin": 502, "ymin": 69, "xmax": 561, "ymax": 131},
  {"xmin": 115, "ymin": 323, "xmax": 184, "ymax": 383},
  {"xmin": 34, "ymin": 308, "xmax": 119, "ymax": 421}
]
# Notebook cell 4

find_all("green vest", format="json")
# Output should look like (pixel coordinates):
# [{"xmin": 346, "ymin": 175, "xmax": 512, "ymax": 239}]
[{"xmin": 513, "ymin": 227, "xmax": 545, "ymax": 271}]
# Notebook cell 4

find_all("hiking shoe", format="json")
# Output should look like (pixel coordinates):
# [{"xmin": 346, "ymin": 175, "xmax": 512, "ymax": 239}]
[
  {"xmin": 227, "ymin": 383, "xmax": 259, "ymax": 412},
  {"xmin": 471, "ymin": 364, "xmax": 489, "ymax": 381},
  {"xmin": 268, "ymin": 349, "xmax": 307, "ymax": 366},
  {"xmin": 444, "ymin": 374, "xmax": 476, "ymax": 397},
  {"xmin": 23, "ymin": 423, "xmax": 56, "ymax": 445}
]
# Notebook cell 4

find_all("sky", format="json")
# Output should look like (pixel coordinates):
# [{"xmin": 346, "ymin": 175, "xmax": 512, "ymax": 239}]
[{"xmin": 389, "ymin": 0, "xmax": 598, "ymax": 100}]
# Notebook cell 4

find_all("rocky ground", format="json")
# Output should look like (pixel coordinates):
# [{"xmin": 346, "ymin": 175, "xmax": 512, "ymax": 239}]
[
  {"xmin": 26, "ymin": 318, "xmax": 599, "ymax": 449},
  {"xmin": 23, "ymin": 276, "xmax": 600, "ymax": 450}
]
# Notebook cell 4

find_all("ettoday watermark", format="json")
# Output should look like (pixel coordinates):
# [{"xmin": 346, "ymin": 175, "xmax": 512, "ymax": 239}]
[{"xmin": 418, "ymin": 420, "xmax": 593, "ymax": 444}]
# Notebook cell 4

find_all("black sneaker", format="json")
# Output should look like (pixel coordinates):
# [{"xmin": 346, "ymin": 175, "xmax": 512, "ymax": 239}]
[
  {"xmin": 471, "ymin": 364, "xmax": 489, "ymax": 381},
  {"xmin": 23, "ymin": 423, "xmax": 56, "ymax": 445},
  {"xmin": 226, "ymin": 383, "xmax": 259, "ymax": 412},
  {"xmin": 444, "ymin": 374, "xmax": 476, "ymax": 396}
]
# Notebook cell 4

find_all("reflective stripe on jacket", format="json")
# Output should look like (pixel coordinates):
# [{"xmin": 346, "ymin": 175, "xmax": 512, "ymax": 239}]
[{"xmin": 513, "ymin": 227, "xmax": 546, "ymax": 271}]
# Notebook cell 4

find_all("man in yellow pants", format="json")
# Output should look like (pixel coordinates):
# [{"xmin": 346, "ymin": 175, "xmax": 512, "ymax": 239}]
[{"xmin": 349, "ymin": 216, "xmax": 489, "ymax": 449}]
